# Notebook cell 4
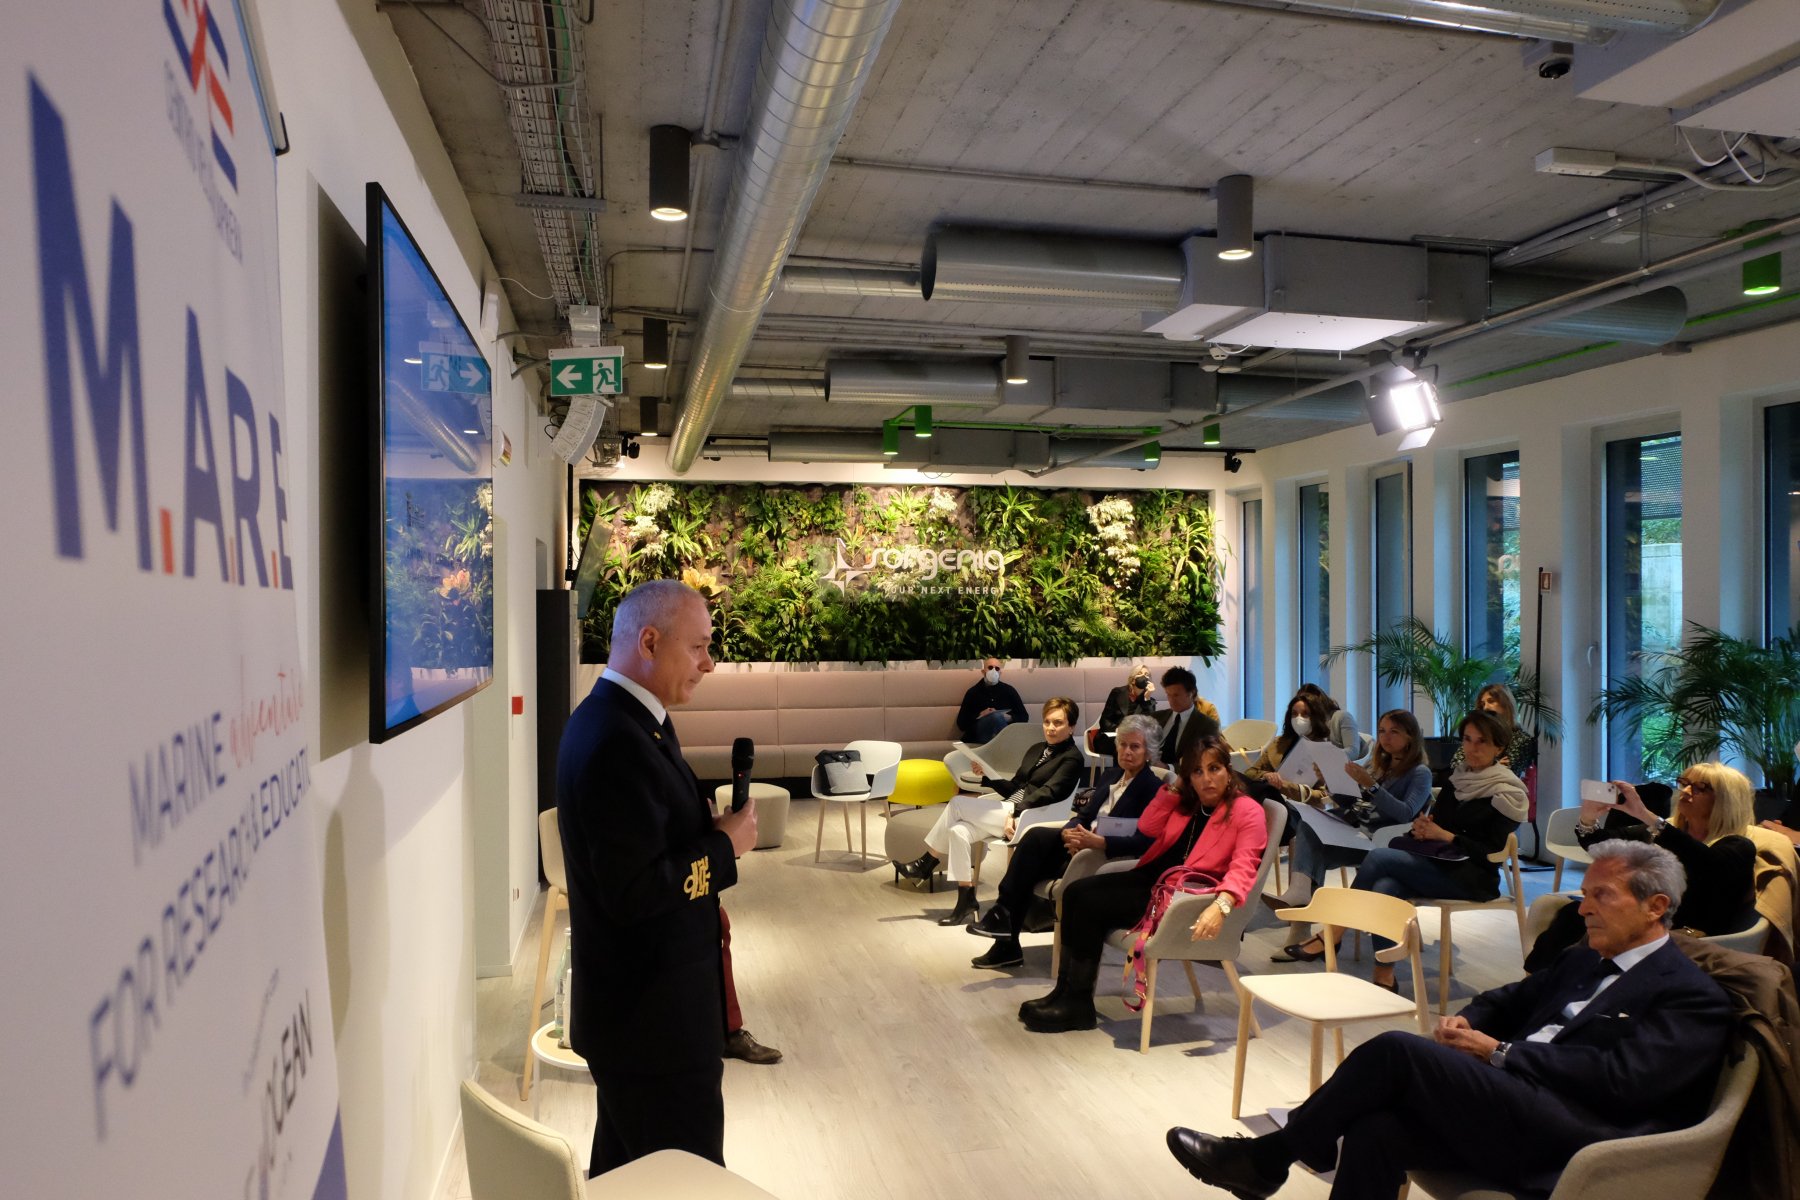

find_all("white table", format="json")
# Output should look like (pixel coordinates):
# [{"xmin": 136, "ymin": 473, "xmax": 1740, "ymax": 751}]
[{"xmin": 529, "ymin": 1021, "xmax": 588, "ymax": 1119}]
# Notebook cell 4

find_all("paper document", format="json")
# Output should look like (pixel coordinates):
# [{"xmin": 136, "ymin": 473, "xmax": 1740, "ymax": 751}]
[
  {"xmin": 953, "ymin": 740, "xmax": 1008, "ymax": 780},
  {"xmin": 1093, "ymin": 815, "xmax": 1139, "ymax": 839},
  {"xmin": 1280, "ymin": 738, "xmax": 1359, "ymax": 798}
]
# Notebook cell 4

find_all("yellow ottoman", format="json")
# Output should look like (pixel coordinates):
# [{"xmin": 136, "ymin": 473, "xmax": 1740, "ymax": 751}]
[{"xmin": 888, "ymin": 759, "xmax": 957, "ymax": 809}]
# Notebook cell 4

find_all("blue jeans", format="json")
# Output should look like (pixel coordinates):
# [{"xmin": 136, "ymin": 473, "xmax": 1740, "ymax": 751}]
[
  {"xmin": 1352, "ymin": 847, "xmax": 1488, "ymax": 951},
  {"xmin": 971, "ymin": 710, "xmax": 1012, "ymax": 743}
]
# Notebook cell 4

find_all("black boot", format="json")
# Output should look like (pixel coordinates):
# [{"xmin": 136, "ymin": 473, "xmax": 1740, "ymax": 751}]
[
  {"xmin": 971, "ymin": 937, "xmax": 1024, "ymax": 969},
  {"xmin": 1020, "ymin": 953, "xmax": 1101, "ymax": 1032},
  {"xmin": 937, "ymin": 886, "xmax": 978, "ymax": 926},
  {"xmin": 968, "ymin": 901, "xmax": 1013, "ymax": 939},
  {"xmin": 896, "ymin": 850, "xmax": 940, "ymax": 880}
]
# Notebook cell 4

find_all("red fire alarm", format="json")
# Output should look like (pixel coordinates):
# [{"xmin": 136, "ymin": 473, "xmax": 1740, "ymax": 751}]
[{"xmin": 511, "ymin": 695, "xmax": 525, "ymax": 715}]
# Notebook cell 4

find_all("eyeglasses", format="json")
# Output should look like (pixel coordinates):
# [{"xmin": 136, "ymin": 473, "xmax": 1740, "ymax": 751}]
[{"xmin": 1676, "ymin": 777, "xmax": 1714, "ymax": 793}]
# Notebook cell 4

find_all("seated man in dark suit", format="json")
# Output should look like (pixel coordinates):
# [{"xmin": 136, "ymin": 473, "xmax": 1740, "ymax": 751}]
[
  {"xmin": 1166, "ymin": 840, "xmax": 1733, "ymax": 1200},
  {"xmin": 1156, "ymin": 666, "xmax": 1220, "ymax": 768}
]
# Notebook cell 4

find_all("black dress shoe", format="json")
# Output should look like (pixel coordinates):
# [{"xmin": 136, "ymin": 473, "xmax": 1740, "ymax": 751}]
[
  {"xmin": 1020, "ymin": 993, "xmax": 1097, "ymax": 1032},
  {"xmin": 937, "ymin": 886, "xmax": 978, "ymax": 926},
  {"xmin": 723, "ymin": 1029, "xmax": 783, "ymax": 1065},
  {"xmin": 971, "ymin": 939, "xmax": 1024, "ymax": 969},
  {"xmin": 1165, "ymin": 1128, "xmax": 1288, "ymax": 1200},
  {"xmin": 968, "ymin": 902, "xmax": 1013, "ymax": 939}
]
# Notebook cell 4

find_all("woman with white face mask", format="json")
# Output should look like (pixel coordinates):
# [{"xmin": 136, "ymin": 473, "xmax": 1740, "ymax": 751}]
[{"xmin": 1242, "ymin": 693, "xmax": 1332, "ymax": 803}]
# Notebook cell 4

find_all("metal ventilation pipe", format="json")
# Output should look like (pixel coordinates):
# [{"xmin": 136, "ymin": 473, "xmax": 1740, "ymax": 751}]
[
  {"xmin": 923, "ymin": 230, "xmax": 1185, "ymax": 308},
  {"xmin": 827, "ymin": 359, "xmax": 1003, "ymax": 406},
  {"xmin": 729, "ymin": 378, "xmax": 828, "ymax": 401},
  {"xmin": 1218, "ymin": 375, "xmax": 1368, "ymax": 419},
  {"xmin": 1048, "ymin": 438, "xmax": 1162, "ymax": 469},
  {"xmin": 1186, "ymin": 0, "xmax": 1720, "ymax": 43},
  {"xmin": 1489, "ymin": 275, "xmax": 1687, "ymax": 344},
  {"xmin": 767, "ymin": 431, "xmax": 887, "ymax": 463},
  {"xmin": 780, "ymin": 264, "xmax": 920, "ymax": 298},
  {"xmin": 667, "ymin": 0, "xmax": 902, "ymax": 473}
]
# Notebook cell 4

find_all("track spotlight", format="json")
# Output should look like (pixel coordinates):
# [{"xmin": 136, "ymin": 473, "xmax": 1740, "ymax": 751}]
[
  {"xmin": 1203, "ymin": 422, "xmax": 1222, "ymax": 446},
  {"xmin": 882, "ymin": 422, "xmax": 899, "ymax": 457},
  {"xmin": 642, "ymin": 318, "xmax": 670, "ymax": 369},
  {"xmin": 1215, "ymin": 174, "xmax": 1255, "ymax": 261},
  {"xmin": 1143, "ymin": 441, "xmax": 1161, "ymax": 465},
  {"xmin": 1004, "ymin": 336, "xmax": 1030, "ymax": 385},
  {"xmin": 1366, "ymin": 364, "xmax": 1442, "ymax": 443},
  {"xmin": 914, "ymin": 405, "xmax": 933, "ymax": 438},
  {"xmin": 1744, "ymin": 251, "xmax": 1782, "ymax": 296},
  {"xmin": 1223, "ymin": 452, "xmax": 1243, "ymax": 473},
  {"xmin": 648, "ymin": 125, "xmax": 691, "ymax": 222}
]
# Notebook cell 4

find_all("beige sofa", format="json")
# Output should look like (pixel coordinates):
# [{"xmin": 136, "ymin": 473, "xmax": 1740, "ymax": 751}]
[{"xmin": 575, "ymin": 659, "xmax": 1205, "ymax": 780}]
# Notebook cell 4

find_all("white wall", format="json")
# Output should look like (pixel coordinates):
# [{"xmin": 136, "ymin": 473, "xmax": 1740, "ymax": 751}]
[
  {"xmin": 262, "ymin": 2, "xmax": 562, "ymax": 1196},
  {"xmin": 1242, "ymin": 322, "xmax": 1800, "ymax": 809}
]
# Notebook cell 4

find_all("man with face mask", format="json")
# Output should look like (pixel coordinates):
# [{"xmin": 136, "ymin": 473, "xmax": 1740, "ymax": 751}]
[{"xmin": 956, "ymin": 656, "xmax": 1028, "ymax": 743}]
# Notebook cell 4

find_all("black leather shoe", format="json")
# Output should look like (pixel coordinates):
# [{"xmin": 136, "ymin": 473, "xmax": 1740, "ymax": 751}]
[
  {"xmin": 1165, "ymin": 1128, "xmax": 1288, "ymax": 1200},
  {"xmin": 896, "ymin": 851, "xmax": 939, "ymax": 880},
  {"xmin": 1018, "ymin": 987, "xmax": 1062, "ymax": 1021},
  {"xmin": 971, "ymin": 939, "xmax": 1024, "ymax": 969},
  {"xmin": 937, "ymin": 887, "xmax": 978, "ymax": 926},
  {"xmin": 968, "ymin": 902, "xmax": 1013, "ymax": 939},
  {"xmin": 723, "ymin": 1029, "xmax": 783, "ymax": 1065},
  {"xmin": 1020, "ymin": 992, "xmax": 1097, "ymax": 1032}
]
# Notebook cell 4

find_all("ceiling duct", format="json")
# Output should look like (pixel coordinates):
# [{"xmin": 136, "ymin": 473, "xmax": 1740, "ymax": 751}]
[
  {"xmin": 667, "ymin": 0, "xmax": 901, "ymax": 473},
  {"xmin": 922, "ymin": 230, "xmax": 1185, "ymax": 308},
  {"xmin": 780, "ymin": 264, "xmax": 920, "ymax": 298},
  {"xmin": 1047, "ymin": 438, "xmax": 1162, "ymax": 469},
  {"xmin": 1191, "ymin": 0, "xmax": 1720, "ymax": 44},
  {"xmin": 827, "ymin": 359, "xmax": 1003, "ymax": 407},
  {"xmin": 1490, "ymin": 275, "xmax": 1687, "ymax": 343},
  {"xmin": 765, "ymin": 428, "xmax": 1159, "ymax": 471},
  {"xmin": 767, "ymin": 432, "xmax": 886, "ymax": 463},
  {"xmin": 1214, "ymin": 374, "xmax": 1370, "ymax": 420},
  {"xmin": 729, "ymin": 378, "xmax": 827, "ymax": 401}
]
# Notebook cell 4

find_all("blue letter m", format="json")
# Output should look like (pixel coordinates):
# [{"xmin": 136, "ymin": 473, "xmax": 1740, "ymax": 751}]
[{"xmin": 31, "ymin": 76, "xmax": 150, "ymax": 568}]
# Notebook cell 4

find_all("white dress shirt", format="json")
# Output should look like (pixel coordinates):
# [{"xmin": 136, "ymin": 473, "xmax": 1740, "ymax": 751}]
[
  {"xmin": 601, "ymin": 666, "xmax": 667, "ymax": 726},
  {"xmin": 1525, "ymin": 933, "xmax": 1667, "ymax": 1043}
]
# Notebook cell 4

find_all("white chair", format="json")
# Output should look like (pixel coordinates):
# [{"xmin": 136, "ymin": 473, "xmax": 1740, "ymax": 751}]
[
  {"xmin": 1222, "ymin": 718, "xmax": 1277, "ymax": 753},
  {"xmin": 1703, "ymin": 915, "xmax": 1772, "ymax": 954},
  {"xmin": 591, "ymin": 1149, "xmax": 782, "ymax": 1197},
  {"xmin": 1233, "ymin": 887, "xmax": 1430, "ymax": 1118},
  {"xmin": 943, "ymin": 721, "xmax": 1039, "ymax": 791},
  {"xmin": 1408, "ymin": 1051, "xmax": 1759, "ymax": 1200},
  {"xmin": 461, "ymin": 1079, "xmax": 589, "ymax": 1200},
  {"xmin": 1101, "ymin": 797, "xmax": 1288, "ymax": 1053},
  {"xmin": 1079, "ymin": 723, "xmax": 1105, "ymax": 785},
  {"xmin": 812, "ymin": 739, "xmax": 901, "ymax": 865},
  {"xmin": 1544, "ymin": 807, "xmax": 1594, "ymax": 892},
  {"xmin": 1432, "ymin": 833, "xmax": 1527, "ymax": 1012},
  {"xmin": 522, "ymin": 808, "xmax": 570, "ymax": 1101},
  {"xmin": 969, "ymin": 787, "xmax": 1079, "ymax": 888}
]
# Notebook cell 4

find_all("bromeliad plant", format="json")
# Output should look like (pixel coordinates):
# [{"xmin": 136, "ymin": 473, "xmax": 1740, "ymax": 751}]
[
  {"xmin": 1589, "ymin": 622, "xmax": 1800, "ymax": 798},
  {"xmin": 1326, "ymin": 617, "xmax": 1562, "ymax": 740}
]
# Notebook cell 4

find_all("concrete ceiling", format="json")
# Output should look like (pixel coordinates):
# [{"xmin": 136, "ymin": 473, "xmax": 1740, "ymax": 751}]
[{"xmin": 383, "ymin": 0, "xmax": 1800, "ymax": 459}]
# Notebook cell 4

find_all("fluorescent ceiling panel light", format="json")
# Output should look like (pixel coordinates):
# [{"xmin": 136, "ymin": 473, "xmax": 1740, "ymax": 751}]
[{"xmin": 1211, "ymin": 312, "xmax": 1433, "ymax": 352}]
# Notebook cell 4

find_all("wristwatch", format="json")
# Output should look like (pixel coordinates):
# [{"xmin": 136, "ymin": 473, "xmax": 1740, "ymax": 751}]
[
  {"xmin": 1213, "ymin": 894, "xmax": 1234, "ymax": 917},
  {"xmin": 1489, "ymin": 1041, "xmax": 1512, "ymax": 1068}
]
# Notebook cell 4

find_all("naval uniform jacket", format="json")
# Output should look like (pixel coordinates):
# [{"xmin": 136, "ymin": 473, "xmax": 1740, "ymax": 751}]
[{"xmin": 557, "ymin": 676, "xmax": 737, "ymax": 1075}]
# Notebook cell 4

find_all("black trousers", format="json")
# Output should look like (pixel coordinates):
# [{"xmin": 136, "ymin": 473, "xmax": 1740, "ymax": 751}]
[
  {"xmin": 996, "ymin": 825, "xmax": 1073, "ymax": 930},
  {"xmin": 1282, "ymin": 1031, "xmax": 1594, "ymax": 1200},
  {"xmin": 1057, "ymin": 863, "xmax": 1161, "ymax": 961},
  {"xmin": 588, "ymin": 1060, "xmax": 725, "ymax": 1177}
]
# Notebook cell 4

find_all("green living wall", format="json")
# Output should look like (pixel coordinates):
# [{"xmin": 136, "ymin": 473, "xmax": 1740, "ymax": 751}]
[{"xmin": 575, "ymin": 481, "xmax": 1225, "ymax": 665}]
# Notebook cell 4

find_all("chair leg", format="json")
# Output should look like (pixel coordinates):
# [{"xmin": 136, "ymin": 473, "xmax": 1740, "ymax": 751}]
[
  {"xmin": 1333, "ymin": 1026, "xmax": 1345, "ymax": 1065},
  {"xmin": 1553, "ymin": 861, "xmax": 1563, "ymax": 892},
  {"xmin": 1050, "ymin": 920, "xmax": 1061, "ymax": 977},
  {"xmin": 859, "ymin": 802, "xmax": 868, "ymax": 865},
  {"xmin": 1221, "ymin": 960, "xmax": 1260, "ymax": 1037},
  {"xmin": 1439, "ymin": 908, "xmax": 1454, "ymax": 1015},
  {"xmin": 841, "ymin": 805, "xmax": 852, "ymax": 850},
  {"xmin": 521, "ymin": 890, "xmax": 560, "ymax": 1101},
  {"xmin": 814, "ymin": 798, "xmax": 826, "ymax": 862},
  {"xmin": 1308, "ymin": 1023, "xmax": 1323, "ymax": 1093},
  {"xmin": 1140, "ymin": 959, "xmax": 1159, "ymax": 1054},
  {"xmin": 1513, "ymin": 898, "xmax": 1528, "ymax": 959},
  {"xmin": 1182, "ymin": 961, "xmax": 1202, "ymax": 998},
  {"xmin": 1231, "ymin": 996, "xmax": 1254, "ymax": 1119}
]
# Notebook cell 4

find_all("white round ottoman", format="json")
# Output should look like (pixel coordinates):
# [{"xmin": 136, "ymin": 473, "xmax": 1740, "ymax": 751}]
[{"xmin": 712, "ymin": 782, "xmax": 791, "ymax": 849}]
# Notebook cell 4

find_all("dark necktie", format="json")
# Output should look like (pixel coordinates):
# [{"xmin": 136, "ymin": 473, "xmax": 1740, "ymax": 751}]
[{"xmin": 1162, "ymin": 712, "xmax": 1182, "ymax": 760}]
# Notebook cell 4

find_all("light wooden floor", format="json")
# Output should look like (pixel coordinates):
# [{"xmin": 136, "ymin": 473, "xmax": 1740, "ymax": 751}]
[{"xmin": 444, "ymin": 801, "xmax": 1570, "ymax": 1200}]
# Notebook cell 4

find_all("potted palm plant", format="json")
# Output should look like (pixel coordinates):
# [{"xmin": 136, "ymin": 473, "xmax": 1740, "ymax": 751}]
[
  {"xmin": 1325, "ymin": 616, "xmax": 1562, "ymax": 750},
  {"xmin": 1590, "ymin": 622, "xmax": 1800, "ymax": 815}
]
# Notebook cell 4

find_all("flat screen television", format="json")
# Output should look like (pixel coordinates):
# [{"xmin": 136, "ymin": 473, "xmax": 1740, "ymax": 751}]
[{"xmin": 367, "ymin": 182, "xmax": 494, "ymax": 742}]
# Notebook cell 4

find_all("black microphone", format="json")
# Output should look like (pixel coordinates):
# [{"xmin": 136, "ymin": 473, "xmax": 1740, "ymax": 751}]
[{"xmin": 730, "ymin": 737, "xmax": 754, "ymax": 811}]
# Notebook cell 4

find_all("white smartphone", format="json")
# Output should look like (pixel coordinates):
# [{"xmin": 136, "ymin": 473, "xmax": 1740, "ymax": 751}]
[{"xmin": 1579, "ymin": 779, "xmax": 1620, "ymax": 805}]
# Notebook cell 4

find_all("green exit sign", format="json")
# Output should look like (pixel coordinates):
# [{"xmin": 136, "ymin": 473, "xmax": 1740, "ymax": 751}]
[{"xmin": 548, "ymin": 347, "xmax": 625, "ymax": 396}]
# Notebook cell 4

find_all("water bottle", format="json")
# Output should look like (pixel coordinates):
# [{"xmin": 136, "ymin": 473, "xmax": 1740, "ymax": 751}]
[{"xmin": 551, "ymin": 930, "xmax": 572, "ymax": 1044}]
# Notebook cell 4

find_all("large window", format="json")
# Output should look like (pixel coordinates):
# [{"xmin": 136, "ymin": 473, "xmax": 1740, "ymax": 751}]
[
  {"xmin": 1768, "ymin": 402, "xmax": 1800, "ymax": 637},
  {"xmin": 1298, "ymin": 483, "xmax": 1330, "ymax": 682},
  {"xmin": 1464, "ymin": 451, "xmax": 1521, "ymax": 666},
  {"xmin": 1373, "ymin": 468, "xmax": 1412, "ymax": 716},
  {"xmin": 1603, "ymin": 432, "xmax": 1684, "ymax": 777},
  {"xmin": 1241, "ymin": 498, "xmax": 1264, "ymax": 718}
]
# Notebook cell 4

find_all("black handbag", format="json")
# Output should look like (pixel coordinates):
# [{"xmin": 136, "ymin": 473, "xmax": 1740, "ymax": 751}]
[{"xmin": 814, "ymin": 748, "xmax": 866, "ymax": 796}]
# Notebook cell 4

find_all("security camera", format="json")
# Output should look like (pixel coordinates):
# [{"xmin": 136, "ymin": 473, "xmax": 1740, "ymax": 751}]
[{"xmin": 1524, "ymin": 40, "xmax": 1573, "ymax": 81}]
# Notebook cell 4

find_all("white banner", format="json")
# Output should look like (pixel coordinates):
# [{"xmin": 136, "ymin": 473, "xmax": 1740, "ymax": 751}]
[{"xmin": 1, "ymin": 2, "xmax": 345, "ymax": 1196}]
